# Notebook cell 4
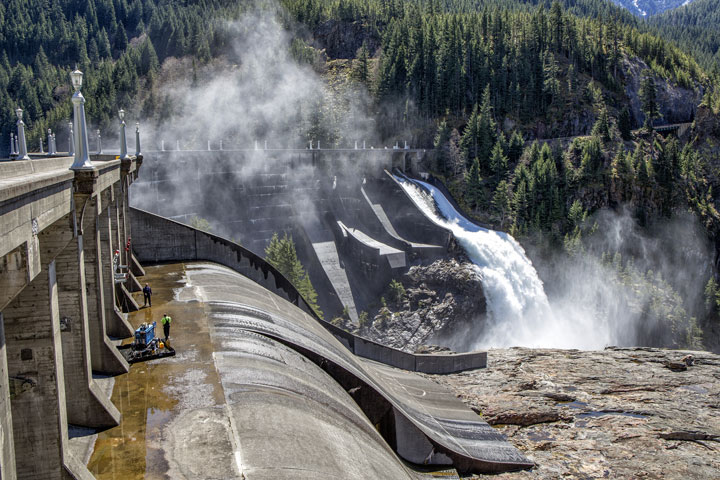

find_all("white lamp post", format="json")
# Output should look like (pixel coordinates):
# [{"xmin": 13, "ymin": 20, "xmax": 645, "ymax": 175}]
[
  {"xmin": 15, "ymin": 108, "xmax": 30, "ymax": 160},
  {"xmin": 68, "ymin": 122, "xmax": 74, "ymax": 156},
  {"xmin": 119, "ymin": 109, "xmax": 130, "ymax": 160},
  {"xmin": 70, "ymin": 68, "xmax": 93, "ymax": 170},
  {"xmin": 135, "ymin": 122, "xmax": 141, "ymax": 156}
]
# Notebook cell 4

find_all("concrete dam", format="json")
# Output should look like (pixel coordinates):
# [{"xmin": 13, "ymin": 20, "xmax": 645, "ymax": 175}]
[
  {"xmin": 1, "ymin": 78, "xmax": 532, "ymax": 478},
  {"xmin": 130, "ymin": 149, "xmax": 450, "ymax": 323}
]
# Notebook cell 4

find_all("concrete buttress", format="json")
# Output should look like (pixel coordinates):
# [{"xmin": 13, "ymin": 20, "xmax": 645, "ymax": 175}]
[
  {"xmin": 3, "ymin": 253, "xmax": 93, "ymax": 479},
  {"xmin": 56, "ymin": 205, "xmax": 121, "ymax": 428},
  {"xmin": 79, "ymin": 190, "xmax": 129, "ymax": 376}
]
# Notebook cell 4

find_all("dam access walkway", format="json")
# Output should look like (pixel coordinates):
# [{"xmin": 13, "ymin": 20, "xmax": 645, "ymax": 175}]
[{"xmin": 87, "ymin": 262, "xmax": 532, "ymax": 478}]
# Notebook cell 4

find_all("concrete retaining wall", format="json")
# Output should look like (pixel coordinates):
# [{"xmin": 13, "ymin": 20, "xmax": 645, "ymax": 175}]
[{"xmin": 130, "ymin": 207, "xmax": 486, "ymax": 373}]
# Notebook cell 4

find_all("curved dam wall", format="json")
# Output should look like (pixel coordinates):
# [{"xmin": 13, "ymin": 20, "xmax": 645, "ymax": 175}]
[
  {"xmin": 130, "ymin": 207, "xmax": 486, "ymax": 374},
  {"xmin": 177, "ymin": 262, "xmax": 531, "ymax": 474}
]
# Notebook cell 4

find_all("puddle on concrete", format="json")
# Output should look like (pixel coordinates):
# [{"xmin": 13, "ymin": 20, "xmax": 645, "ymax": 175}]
[{"xmin": 87, "ymin": 263, "xmax": 225, "ymax": 479}]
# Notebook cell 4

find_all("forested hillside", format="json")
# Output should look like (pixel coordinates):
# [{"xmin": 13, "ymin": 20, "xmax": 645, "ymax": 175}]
[
  {"xmin": 0, "ymin": 0, "xmax": 246, "ymax": 151},
  {"xmin": 649, "ymin": 0, "xmax": 720, "ymax": 70}
]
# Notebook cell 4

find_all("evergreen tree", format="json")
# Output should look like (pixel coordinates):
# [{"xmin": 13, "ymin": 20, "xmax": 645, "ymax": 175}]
[
  {"xmin": 465, "ymin": 158, "xmax": 483, "ymax": 207},
  {"xmin": 489, "ymin": 141, "xmax": 508, "ymax": 182},
  {"xmin": 352, "ymin": 43, "xmax": 370, "ymax": 84},
  {"xmin": 640, "ymin": 74, "xmax": 660, "ymax": 130},
  {"xmin": 618, "ymin": 106, "xmax": 632, "ymax": 140},
  {"xmin": 265, "ymin": 233, "xmax": 323, "ymax": 318},
  {"xmin": 591, "ymin": 105, "xmax": 612, "ymax": 142}
]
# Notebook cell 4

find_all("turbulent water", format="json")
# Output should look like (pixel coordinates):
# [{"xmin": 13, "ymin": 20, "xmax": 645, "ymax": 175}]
[{"xmin": 396, "ymin": 176, "xmax": 604, "ymax": 349}]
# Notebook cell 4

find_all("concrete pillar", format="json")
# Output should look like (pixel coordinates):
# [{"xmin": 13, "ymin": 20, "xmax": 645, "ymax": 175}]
[
  {"xmin": 0, "ymin": 313, "xmax": 18, "ymax": 480},
  {"xmin": 56, "ymin": 223, "xmax": 121, "ymax": 428},
  {"xmin": 2, "ymin": 257, "xmax": 93, "ymax": 479},
  {"xmin": 78, "ymin": 191, "xmax": 129, "ymax": 376},
  {"xmin": 135, "ymin": 123, "xmax": 141, "ymax": 156},
  {"xmin": 67, "ymin": 122, "xmax": 74, "ymax": 157},
  {"xmin": 70, "ymin": 68, "xmax": 93, "ymax": 171},
  {"xmin": 119, "ymin": 110, "xmax": 130, "ymax": 161},
  {"xmin": 15, "ymin": 109, "xmax": 29, "ymax": 161},
  {"xmin": 108, "ymin": 189, "xmax": 139, "ymax": 311},
  {"xmin": 100, "ymin": 188, "xmax": 137, "ymax": 324}
]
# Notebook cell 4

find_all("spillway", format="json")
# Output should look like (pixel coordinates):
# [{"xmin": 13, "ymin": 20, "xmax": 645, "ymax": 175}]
[{"xmin": 395, "ymin": 176, "xmax": 560, "ymax": 349}]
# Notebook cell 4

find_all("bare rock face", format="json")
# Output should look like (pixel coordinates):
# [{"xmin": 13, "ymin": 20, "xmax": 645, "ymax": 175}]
[
  {"xmin": 431, "ymin": 347, "xmax": 720, "ymax": 479},
  {"xmin": 363, "ymin": 259, "xmax": 486, "ymax": 352},
  {"xmin": 623, "ymin": 56, "xmax": 702, "ymax": 127},
  {"xmin": 312, "ymin": 20, "xmax": 379, "ymax": 59}
]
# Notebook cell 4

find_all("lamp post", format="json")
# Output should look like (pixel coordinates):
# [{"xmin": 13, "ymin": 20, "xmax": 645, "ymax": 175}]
[
  {"xmin": 135, "ymin": 122, "xmax": 141, "ymax": 156},
  {"xmin": 96, "ymin": 130, "xmax": 102, "ymax": 154},
  {"xmin": 15, "ymin": 108, "xmax": 30, "ymax": 160},
  {"xmin": 68, "ymin": 122, "xmax": 74, "ymax": 156},
  {"xmin": 70, "ymin": 68, "xmax": 93, "ymax": 170},
  {"xmin": 47, "ymin": 129, "xmax": 55, "ymax": 155},
  {"xmin": 119, "ymin": 109, "xmax": 130, "ymax": 160}
]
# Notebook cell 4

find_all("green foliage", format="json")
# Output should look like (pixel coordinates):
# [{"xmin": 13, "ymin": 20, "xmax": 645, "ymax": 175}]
[
  {"xmin": 358, "ymin": 311, "xmax": 370, "ymax": 330},
  {"xmin": 388, "ymin": 279, "xmax": 406, "ymax": 304},
  {"xmin": 640, "ymin": 74, "xmax": 660, "ymax": 130},
  {"xmin": 704, "ymin": 277, "xmax": 720, "ymax": 313},
  {"xmin": 189, "ymin": 216, "xmax": 212, "ymax": 232},
  {"xmin": 618, "ymin": 107, "xmax": 632, "ymax": 141},
  {"xmin": 464, "ymin": 158, "xmax": 483, "ymax": 207},
  {"xmin": 0, "ymin": 0, "xmax": 248, "ymax": 154},
  {"xmin": 600, "ymin": 252, "xmax": 704, "ymax": 350},
  {"xmin": 265, "ymin": 233, "xmax": 323, "ymax": 319}
]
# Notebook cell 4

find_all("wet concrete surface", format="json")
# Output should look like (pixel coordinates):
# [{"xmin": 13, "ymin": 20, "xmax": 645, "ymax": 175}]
[
  {"xmin": 88, "ymin": 263, "xmax": 227, "ymax": 480},
  {"xmin": 86, "ymin": 261, "xmax": 520, "ymax": 479}
]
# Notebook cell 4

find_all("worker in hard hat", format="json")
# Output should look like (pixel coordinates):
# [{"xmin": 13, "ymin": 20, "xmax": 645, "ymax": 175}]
[{"xmin": 161, "ymin": 313, "xmax": 172, "ymax": 342}]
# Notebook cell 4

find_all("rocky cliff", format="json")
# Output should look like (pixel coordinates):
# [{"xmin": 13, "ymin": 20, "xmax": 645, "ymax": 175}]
[
  {"xmin": 357, "ymin": 259, "xmax": 487, "ymax": 352},
  {"xmin": 432, "ymin": 347, "xmax": 720, "ymax": 479}
]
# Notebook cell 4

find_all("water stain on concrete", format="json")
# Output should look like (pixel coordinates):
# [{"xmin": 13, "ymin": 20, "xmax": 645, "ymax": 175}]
[{"xmin": 88, "ymin": 263, "xmax": 225, "ymax": 479}]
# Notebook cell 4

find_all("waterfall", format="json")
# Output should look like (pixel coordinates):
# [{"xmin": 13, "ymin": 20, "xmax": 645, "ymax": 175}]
[{"xmin": 397, "ymin": 176, "xmax": 594, "ymax": 349}]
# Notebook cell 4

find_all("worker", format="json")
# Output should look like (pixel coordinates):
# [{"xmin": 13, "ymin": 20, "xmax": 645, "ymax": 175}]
[
  {"xmin": 161, "ymin": 313, "xmax": 172, "ymax": 341},
  {"xmin": 143, "ymin": 283, "xmax": 152, "ymax": 307}
]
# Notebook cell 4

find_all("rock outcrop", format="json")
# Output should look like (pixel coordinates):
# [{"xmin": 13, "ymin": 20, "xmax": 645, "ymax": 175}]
[
  {"xmin": 623, "ymin": 55, "xmax": 703, "ymax": 127},
  {"xmin": 362, "ymin": 259, "xmax": 487, "ymax": 352},
  {"xmin": 312, "ymin": 20, "xmax": 379, "ymax": 59},
  {"xmin": 432, "ymin": 347, "xmax": 720, "ymax": 479}
]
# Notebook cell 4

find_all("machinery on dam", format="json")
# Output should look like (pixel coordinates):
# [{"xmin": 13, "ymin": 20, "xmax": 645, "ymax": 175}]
[
  {"xmin": 1, "ymin": 68, "xmax": 532, "ymax": 479},
  {"xmin": 116, "ymin": 321, "xmax": 176, "ymax": 364}
]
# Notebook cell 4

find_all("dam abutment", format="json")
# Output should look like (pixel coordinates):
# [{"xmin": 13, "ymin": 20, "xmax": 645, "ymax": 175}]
[{"xmin": 0, "ymin": 154, "xmax": 143, "ymax": 479}]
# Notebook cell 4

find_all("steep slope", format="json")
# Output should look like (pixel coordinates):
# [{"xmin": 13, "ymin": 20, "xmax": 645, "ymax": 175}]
[
  {"xmin": 649, "ymin": 0, "xmax": 720, "ymax": 69},
  {"xmin": 609, "ymin": 0, "xmax": 694, "ymax": 17}
]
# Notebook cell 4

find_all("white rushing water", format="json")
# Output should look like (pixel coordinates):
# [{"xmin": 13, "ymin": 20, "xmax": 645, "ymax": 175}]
[{"xmin": 396, "ymin": 176, "xmax": 602, "ymax": 349}]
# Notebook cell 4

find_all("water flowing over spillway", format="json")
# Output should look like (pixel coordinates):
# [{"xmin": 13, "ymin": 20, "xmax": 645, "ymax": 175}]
[{"xmin": 396, "ymin": 176, "xmax": 602, "ymax": 349}]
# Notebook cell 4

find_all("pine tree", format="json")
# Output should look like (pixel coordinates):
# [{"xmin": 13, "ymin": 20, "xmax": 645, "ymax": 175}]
[
  {"xmin": 265, "ymin": 233, "xmax": 323, "ymax": 318},
  {"xmin": 640, "ymin": 74, "xmax": 660, "ymax": 130},
  {"xmin": 465, "ymin": 158, "xmax": 483, "ymax": 207},
  {"xmin": 489, "ymin": 141, "xmax": 508, "ymax": 182},
  {"xmin": 591, "ymin": 105, "xmax": 612, "ymax": 142},
  {"xmin": 618, "ymin": 107, "xmax": 632, "ymax": 140},
  {"xmin": 352, "ymin": 43, "xmax": 370, "ymax": 84},
  {"xmin": 492, "ymin": 180, "xmax": 511, "ymax": 229}
]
